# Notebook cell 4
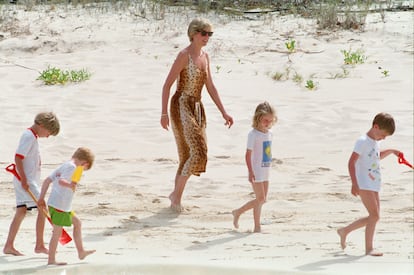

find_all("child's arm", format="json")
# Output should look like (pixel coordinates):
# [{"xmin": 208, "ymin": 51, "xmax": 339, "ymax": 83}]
[
  {"xmin": 245, "ymin": 149, "xmax": 255, "ymax": 183},
  {"xmin": 380, "ymin": 149, "xmax": 400, "ymax": 159},
  {"xmin": 58, "ymin": 178, "xmax": 77, "ymax": 192},
  {"xmin": 15, "ymin": 156, "xmax": 28, "ymax": 190},
  {"xmin": 38, "ymin": 177, "xmax": 52, "ymax": 209},
  {"xmin": 348, "ymin": 152, "xmax": 360, "ymax": 196}
]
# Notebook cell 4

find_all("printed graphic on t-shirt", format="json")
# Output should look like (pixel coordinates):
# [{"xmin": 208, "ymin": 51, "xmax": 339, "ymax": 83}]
[
  {"xmin": 261, "ymin": 141, "xmax": 272, "ymax": 167},
  {"xmin": 367, "ymin": 148, "xmax": 380, "ymax": 182}
]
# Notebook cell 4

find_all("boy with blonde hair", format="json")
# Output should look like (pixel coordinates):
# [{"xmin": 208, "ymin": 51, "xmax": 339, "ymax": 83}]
[
  {"xmin": 3, "ymin": 112, "xmax": 60, "ymax": 256},
  {"xmin": 38, "ymin": 147, "xmax": 96, "ymax": 265}
]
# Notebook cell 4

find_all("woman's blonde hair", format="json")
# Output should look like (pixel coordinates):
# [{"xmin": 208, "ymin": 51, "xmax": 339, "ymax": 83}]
[
  {"xmin": 252, "ymin": 101, "xmax": 277, "ymax": 129},
  {"xmin": 187, "ymin": 18, "xmax": 212, "ymax": 42}
]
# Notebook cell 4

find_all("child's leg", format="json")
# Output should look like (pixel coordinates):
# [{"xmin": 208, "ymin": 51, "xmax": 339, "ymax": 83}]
[
  {"xmin": 232, "ymin": 192, "xmax": 257, "ymax": 228},
  {"xmin": 48, "ymin": 225, "xmax": 66, "ymax": 265},
  {"xmin": 3, "ymin": 207, "xmax": 26, "ymax": 256},
  {"xmin": 251, "ymin": 182, "xmax": 266, "ymax": 232},
  {"xmin": 263, "ymin": 182, "xmax": 269, "ymax": 202},
  {"xmin": 232, "ymin": 182, "xmax": 267, "ymax": 231},
  {"xmin": 35, "ymin": 209, "xmax": 48, "ymax": 254},
  {"xmin": 72, "ymin": 215, "xmax": 95, "ymax": 260},
  {"xmin": 337, "ymin": 217, "xmax": 369, "ymax": 249},
  {"xmin": 337, "ymin": 190, "xmax": 381, "ymax": 255},
  {"xmin": 359, "ymin": 190, "xmax": 382, "ymax": 256}
]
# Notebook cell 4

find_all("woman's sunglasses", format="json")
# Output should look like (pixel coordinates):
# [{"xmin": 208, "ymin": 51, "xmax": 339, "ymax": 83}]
[{"xmin": 198, "ymin": 30, "xmax": 213, "ymax": 37}]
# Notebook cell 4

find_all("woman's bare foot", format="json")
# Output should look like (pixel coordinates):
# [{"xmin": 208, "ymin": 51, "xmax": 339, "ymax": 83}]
[
  {"xmin": 35, "ymin": 246, "xmax": 49, "ymax": 255},
  {"xmin": 366, "ymin": 250, "xmax": 383, "ymax": 257},
  {"xmin": 253, "ymin": 226, "xmax": 261, "ymax": 233},
  {"xmin": 232, "ymin": 210, "xmax": 240, "ymax": 229},
  {"xmin": 79, "ymin": 249, "xmax": 96, "ymax": 260},
  {"xmin": 337, "ymin": 228, "xmax": 347, "ymax": 249},
  {"xmin": 169, "ymin": 192, "xmax": 183, "ymax": 213},
  {"xmin": 170, "ymin": 204, "xmax": 183, "ymax": 213},
  {"xmin": 48, "ymin": 261, "xmax": 67, "ymax": 266},
  {"xmin": 3, "ymin": 247, "xmax": 24, "ymax": 256}
]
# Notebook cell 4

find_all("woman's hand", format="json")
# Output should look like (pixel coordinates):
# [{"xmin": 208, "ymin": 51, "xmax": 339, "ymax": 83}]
[
  {"xmin": 223, "ymin": 113, "xmax": 233, "ymax": 128},
  {"xmin": 160, "ymin": 114, "xmax": 169, "ymax": 130}
]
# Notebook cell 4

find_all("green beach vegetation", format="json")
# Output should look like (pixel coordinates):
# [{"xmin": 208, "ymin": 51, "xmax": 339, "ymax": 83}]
[
  {"xmin": 37, "ymin": 66, "xmax": 91, "ymax": 85},
  {"xmin": 0, "ymin": 0, "xmax": 412, "ymax": 31}
]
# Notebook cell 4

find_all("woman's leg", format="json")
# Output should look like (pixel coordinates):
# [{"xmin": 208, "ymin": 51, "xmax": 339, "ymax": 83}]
[{"xmin": 169, "ymin": 174, "xmax": 190, "ymax": 212}]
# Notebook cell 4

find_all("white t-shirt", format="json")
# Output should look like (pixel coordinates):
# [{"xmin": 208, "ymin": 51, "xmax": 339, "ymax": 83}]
[
  {"xmin": 13, "ymin": 128, "xmax": 41, "ymax": 207},
  {"xmin": 47, "ymin": 161, "xmax": 78, "ymax": 212},
  {"xmin": 353, "ymin": 134, "xmax": 381, "ymax": 192},
  {"xmin": 247, "ymin": 129, "xmax": 273, "ymax": 182}
]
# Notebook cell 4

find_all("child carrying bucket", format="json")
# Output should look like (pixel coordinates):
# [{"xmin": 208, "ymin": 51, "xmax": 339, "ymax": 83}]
[{"xmin": 38, "ymin": 147, "xmax": 96, "ymax": 265}]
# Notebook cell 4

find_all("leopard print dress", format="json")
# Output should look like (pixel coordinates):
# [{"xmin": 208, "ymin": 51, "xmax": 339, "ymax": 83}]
[{"xmin": 170, "ymin": 55, "xmax": 207, "ymax": 176}]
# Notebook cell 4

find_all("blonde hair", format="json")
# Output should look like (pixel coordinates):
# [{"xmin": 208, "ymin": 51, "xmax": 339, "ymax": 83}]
[
  {"xmin": 252, "ymin": 101, "xmax": 277, "ymax": 129},
  {"xmin": 72, "ymin": 147, "xmax": 95, "ymax": 170},
  {"xmin": 187, "ymin": 18, "xmax": 212, "ymax": 42},
  {"xmin": 34, "ymin": 112, "xmax": 60, "ymax": 136}
]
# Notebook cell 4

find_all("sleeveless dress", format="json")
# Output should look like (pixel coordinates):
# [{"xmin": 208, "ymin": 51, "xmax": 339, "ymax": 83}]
[{"xmin": 170, "ymin": 55, "xmax": 207, "ymax": 176}]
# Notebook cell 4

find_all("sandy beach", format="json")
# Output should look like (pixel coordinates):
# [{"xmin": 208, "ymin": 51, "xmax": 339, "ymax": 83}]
[{"xmin": 0, "ymin": 2, "xmax": 413, "ymax": 274}]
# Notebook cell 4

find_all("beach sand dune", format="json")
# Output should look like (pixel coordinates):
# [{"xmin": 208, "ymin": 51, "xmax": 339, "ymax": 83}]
[{"xmin": 0, "ymin": 4, "xmax": 412, "ymax": 274}]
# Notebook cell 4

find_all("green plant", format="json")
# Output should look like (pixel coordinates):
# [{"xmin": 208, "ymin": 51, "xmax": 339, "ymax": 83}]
[
  {"xmin": 272, "ymin": 71, "xmax": 284, "ymax": 81},
  {"xmin": 341, "ymin": 49, "xmax": 366, "ymax": 65},
  {"xmin": 382, "ymin": 70, "xmax": 389, "ymax": 77},
  {"xmin": 69, "ymin": 69, "xmax": 91, "ymax": 83},
  {"xmin": 215, "ymin": 65, "xmax": 221, "ymax": 73},
  {"xmin": 305, "ymin": 79, "xmax": 317, "ymax": 90},
  {"xmin": 285, "ymin": 39, "xmax": 296, "ymax": 53},
  {"xmin": 292, "ymin": 72, "xmax": 303, "ymax": 84},
  {"xmin": 329, "ymin": 67, "xmax": 350, "ymax": 79},
  {"xmin": 37, "ymin": 66, "xmax": 91, "ymax": 85}
]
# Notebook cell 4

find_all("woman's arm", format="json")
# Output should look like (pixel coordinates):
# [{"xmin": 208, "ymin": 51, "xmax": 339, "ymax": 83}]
[
  {"xmin": 204, "ymin": 53, "xmax": 233, "ymax": 128},
  {"xmin": 161, "ymin": 51, "xmax": 188, "ymax": 130}
]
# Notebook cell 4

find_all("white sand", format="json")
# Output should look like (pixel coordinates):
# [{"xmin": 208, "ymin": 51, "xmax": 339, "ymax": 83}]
[{"xmin": 0, "ymin": 3, "xmax": 413, "ymax": 274}]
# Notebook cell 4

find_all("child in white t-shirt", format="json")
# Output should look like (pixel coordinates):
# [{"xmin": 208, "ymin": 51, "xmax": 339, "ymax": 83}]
[
  {"xmin": 38, "ymin": 147, "xmax": 96, "ymax": 265},
  {"xmin": 232, "ymin": 102, "xmax": 277, "ymax": 233},
  {"xmin": 3, "ymin": 112, "xmax": 60, "ymax": 256},
  {"xmin": 337, "ymin": 112, "xmax": 401, "ymax": 256}
]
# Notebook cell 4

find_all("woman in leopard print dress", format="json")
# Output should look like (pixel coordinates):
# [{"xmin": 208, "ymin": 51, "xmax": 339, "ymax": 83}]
[{"xmin": 160, "ymin": 18, "xmax": 233, "ymax": 212}]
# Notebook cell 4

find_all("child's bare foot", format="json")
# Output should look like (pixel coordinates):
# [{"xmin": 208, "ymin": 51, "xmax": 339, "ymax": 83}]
[
  {"xmin": 253, "ymin": 226, "xmax": 261, "ymax": 233},
  {"xmin": 35, "ymin": 246, "xmax": 49, "ymax": 255},
  {"xmin": 366, "ymin": 250, "xmax": 383, "ymax": 257},
  {"xmin": 337, "ymin": 228, "xmax": 347, "ymax": 249},
  {"xmin": 79, "ymin": 249, "xmax": 96, "ymax": 260},
  {"xmin": 48, "ymin": 261, "xmax": 67, "ymax": 265},
  {"xmin": 3, "ymin": 247, "xmax": 24, "ymax": 256},
  {"xmin": 232, "ymin": 210, "xmax": 240, "ymax": 229}
]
